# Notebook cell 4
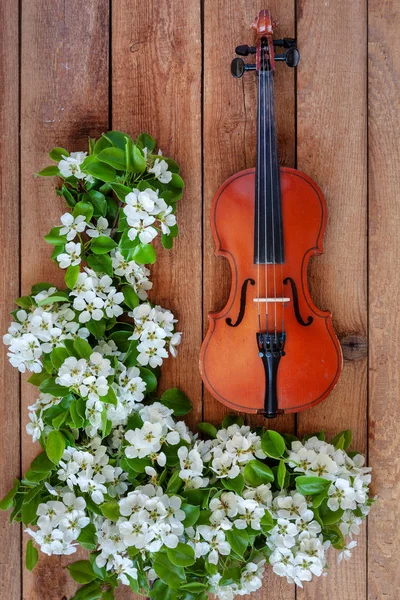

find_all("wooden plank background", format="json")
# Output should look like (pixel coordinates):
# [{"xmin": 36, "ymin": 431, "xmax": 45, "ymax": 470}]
[{"xmin": 0, "ymin": 0, "xmax": 398, "ymax": 598}]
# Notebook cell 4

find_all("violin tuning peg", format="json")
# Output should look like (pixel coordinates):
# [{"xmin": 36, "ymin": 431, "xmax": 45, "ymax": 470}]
[
  {"xmin": 273, "ymin": 37, "xmax": 296, "ymax": 48},
  {"xmin": 235, "ymin": 45, "xmax": 256, "ymax": 56},
  {"xmin": 231, "ymin": 58, "xmax": 256, "ymax": 78},
  {"xmin": 275, "ymin": 47, "xmax": 300, "ymax": 68}
]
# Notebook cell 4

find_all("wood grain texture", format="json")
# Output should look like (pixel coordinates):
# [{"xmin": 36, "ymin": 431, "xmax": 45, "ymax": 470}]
[
  {"xmin": 368, "ymin": 1, "xmax": 400, "ymax": 598},
  {"xmin": 296, "ymin": 1, "xmax": 367, "ymax": 599},
  {"xmin": 112, "ymin": 0, "xmax": 202, "ymax": 435},
  {"xmin": 0, "ymin": 1, "xmax": 21, "ymax": 599},
  {"xmin": 203, "ymin": 2, "xmax": 295, "ymax": 599},
  {"xmin": 20, "ymin": 1, "xmax": 109, "ymax": 598}
]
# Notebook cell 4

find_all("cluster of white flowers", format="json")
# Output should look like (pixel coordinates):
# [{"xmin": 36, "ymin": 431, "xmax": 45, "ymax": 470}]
[
  {"xmin": 3, "ymin": 288, "xmax": 88, "ymax": 374},
  {"xmin": 57, "ymin": 438, "xmax": 128, "ymax": 504},
  {"xmin": 129, "ymin": 302, "xmax": 181, "ymax": 368},
  {"xmin": 58, "ymin": 151, "xmax": 94, "ymax": 183},
  {"xmin": 124, "ymin": 402, "xmax": 191, "ymax": 466},
  {"xmin": 56, "ymin": 352, "xmax": 113, "ymax": 436},
  {"xmin": 70, "ymin": 269, "xmax": 124, "ymax": 323},
  {"xmin": 267, "ymin": 491, "xmax": 328, "ymax": 586},
  {"xmin": 209, "ymin": 559, "xmax": 266, "ymax": 599},
  {"xmin": 210, "ymin": 424, "xmax": 267, "ymax": 479},
  {"xmin": 117, "ymin": 484, "xmax": 185, "ymax": 552},
  {"xmin": 111, "ymin": 250, "xmax": 152, "ymax": 300},
  {"xmin": 123, "ymin": 187, "xmax": 176, "ymax": 244},
  {"xmin": 26, "ymin": 491, "xmax": 89, "ymax": 556}
]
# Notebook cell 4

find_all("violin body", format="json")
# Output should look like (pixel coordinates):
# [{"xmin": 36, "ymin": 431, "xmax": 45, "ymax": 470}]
[{"xmin": 200, "ymin": 167, "xmax": 342, "ymax": 414}]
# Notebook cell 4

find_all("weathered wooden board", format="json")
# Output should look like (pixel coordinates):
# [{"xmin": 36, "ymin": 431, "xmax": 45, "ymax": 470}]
[
  {"xmin": 1, "ymin": 0, "xmax": 400, "ymax": 598},
  {"xmin": 0, "ymin": 1, "xmax": 21, "ymax": 599},
  {"xmin": 20, "ymin": 1, "xmax": 110, "ymax": 598},
  {"xmin": 296, "ymin": 1, "xmax": 368, "ymax": 599},
  {"xmin": 202, "ymin": 1, "xmax": 295, "ymax": 598},
  {"xmin": 112, "ymin": 0, "xmax": 203, "ymax": 433},
  {"xmin": 368, "ymin": 1, "xmax": 400, "ymax": 598}
]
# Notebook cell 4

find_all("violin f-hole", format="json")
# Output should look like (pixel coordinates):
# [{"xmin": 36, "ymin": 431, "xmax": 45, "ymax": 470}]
[
  {"xmin": 283, "ymin": 277, "xmax": 313, "ymax": 326},
  {"xmin": 226, "ymin": 278, "xmax": 255, "ymax": 327}
]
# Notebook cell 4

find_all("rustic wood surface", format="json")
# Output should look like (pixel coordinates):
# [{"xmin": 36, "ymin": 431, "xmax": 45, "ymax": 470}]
[{"xmin": 0, "ymin": 0, "xmax": 398, "ymax": 598}]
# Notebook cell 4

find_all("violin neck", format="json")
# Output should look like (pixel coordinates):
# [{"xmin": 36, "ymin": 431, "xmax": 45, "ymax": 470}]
[{"xmin": 254, "ymin": 69, "xmax": 284, "ymax": 265}]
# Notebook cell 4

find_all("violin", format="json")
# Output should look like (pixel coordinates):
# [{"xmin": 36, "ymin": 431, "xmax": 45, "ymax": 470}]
[{"xmin": 200, "ymin": 10, "xmax": 342, "ymax": 418}]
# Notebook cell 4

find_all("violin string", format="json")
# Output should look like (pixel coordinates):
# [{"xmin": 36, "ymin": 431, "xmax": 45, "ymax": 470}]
[
  {"xmin": 263, "ymin": 44, "xmax": 269, "ymax": 336},
  {"xmin": 256, "ymin": 44, "xmax": 261, "ymax": 333},
  {"xmin": 267, "ymin": 51, "xmax": 278, "ymax": 340}
]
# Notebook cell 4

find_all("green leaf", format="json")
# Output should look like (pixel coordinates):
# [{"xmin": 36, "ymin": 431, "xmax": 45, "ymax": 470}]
[
  {"xmin": 225, "ymin": 528, "xmax": 248, "ymax": 557},
  {"xmin": 37, "ymin": 291, "xmax": 70, "ymax": 306},
  {"xmin": 70, "ymin": 398, "xmax": 85, "ymax": 428},
  {"xmin": 30, "ymin": 452, "xmax": 55, "ymax": 474},
  {"xmin": 131, "ymin": 242, "xmax": 156, "ymax": 265},
  {"xmin": 84, "ymin": 160, "xmax": 116, "ymax": 183},
  {"xmin": 14, "ymin": 295, "xmax": 34, "ymax": 309},
  {"xmin": 61, "ymin": 185, "xmax": 76, "ymax": 208},
  {"xmin": 161, "ymin": 233, "xmax": 173, "ymax": 249},
  {"xmin": 44, "ymin": 226, "xmax": 68, "ymax": 245},
  {"xmin": 39, "ymin": 378, "xmax": 69, "ymax": 397},
  {"xmin": 153, "ymin": 553, "xmax": 186, "ymax": 589},
  {"xmin": 295, "ymin": 476, "xmax": 331, "ymax": 496},
  {"xmin": 277, "ymin": 459, "xmax": 287, "ymax": 490},
  {"xmin": 98, "ymin": 147, "xmax": 126, "ymax": 170},
  {"xmin": 181, "ymin": 503, "xmax": 200, "ymax": 528},
  {"xmin": 0, "ymin": 478, "xmax": 20, "ymax": 510},
  {"xmin": 91, "ymin": 235, "xmax": 117, "ymax": 255},
  {"xmin": 221, "ymin": 414, "xmax": 244, "ymax": 429},
  {"xmin": 131, "ymin": 145, "xmax": 146, "ymax": 173},
  {"xmin": 110, "ymin": 183, "xmax": 132, "ymax": 202},
  {"xmin": 161, "ymin": 388, "xmax": 192, "ymax": 416},
  {"xmin": 180, "ymin": 582, "xmax": 207, "ymax": 593},
  {"xmin": 52, "ymin": 409, "xmax": 69, "ymax": 430},
  {"xmin": 26, "ymin": 539, "xmax": 39, "ymax": 571},
  {"xmin": 103, "ymin": 130, "xmax": 131, "ymax": 149},
  {"xmin": 71, "ymin": 581, "xmax": 102, "ymax": 600},
  {"xmin": 139, "ymin": 367, "xmax": 158, "ymax": 392},
  {"xmin": 243, "ymin": 459, "xmax": 274, "ymax": 486},
  {"xmin": 77, "ymin": 523, "xmax": 97, "ymax": 550},
  {"xmin": 50, "ymin": 346, "xmax": 70, "ymax": 370},
  {"xmin": 261, "ymin": 430, "xmax": 286, "ymax": 458},
  {"xmin": 21, "ymin": 485, "xmax": 44, "ymax": 524},
  {"xmin": 332, "ymin": 429, "xmax": 352, "ymax": 451},
  {"xmin": 122, "ymin": 285, "xmax": 140, "ymax": 310},
  {"xmin": 123, "ymin": 456, "xmax": 151, "ymax": 473},
  {"xmin": 37, "ymin": 165, "xmax": 59, "ymax": 177},
  {"xmin": 100, "ymin": 386, "xmax": 117, "ymax": 406},
  {"xmin": 49, "ymin": 147, "xmax": 69, "ymax": 161},
  {"xmin": 166, "ymin": 470, "xmax": 183, "ymax": 494},
  {"xmin": 322, "ymin": 526, "xmax": 345, "ymax": 550},
  {"xmin": 167, "ymin": 542, "xmax": 195, "ymax": 567},
  {"xmin": 88, "ymin": 190, "xmax": 107, "ymax": 217},
  {"xmin": 67, "ymin": 560, "xmax": 96, "ymax": 584},
  {"xmin": 73, "ymin": 200, "xmax": 94, "ymax": 222},
  {"xmin": 86, "ymin": 319, "xmax": 107, "ymax": 339},
  {"xmin": 197, "ymin": 422, "xmax": 218, "ymax": 438},
  {"xmin": 45, "ymin": 430, "xmax": 66, "ymax": 465},
  {"xmin": 136, "ymin": 132, "xmax": 156, "ymax": 152},
  {"xmin": 93, "ymin": 135, "xmax": 113, "ymax": 155},
  {"xmin": 86, "ymin": 254, "xmax": 113, "ymax": 278},
  {"xmin": 74, "ymin": 338, "xmax": 93, "ymax": 360},
  {"xmin": 221, "ymin": 474, "xmax": 245, "ymax": 495},
  {"xmin": 100, "ymin": 500, "xmax": 120, "ymax": 521},
  {"xmin": 65, "ymin": 264, "xmax": 80, "ymax": 289},
  {"xmin": 319, "ymin": 501, "xmax": 344, "ymax": 525},
  {"xmin": 27, "ymin": 371, "xmax": 51, "ymax": 387},
  {"xmin": 260, "ymin": 509, "xmax": 275, "ymax": 534}
]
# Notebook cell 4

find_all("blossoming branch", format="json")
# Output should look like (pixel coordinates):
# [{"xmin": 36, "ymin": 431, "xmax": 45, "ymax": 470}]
[{"xmin": 1, "ymin": 130, "xmax": 374, "ymax": 600}]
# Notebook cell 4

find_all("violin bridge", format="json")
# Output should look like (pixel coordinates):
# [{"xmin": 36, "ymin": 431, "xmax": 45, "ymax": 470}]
[{"xmin": 253, "ymin": 297, "xmax": 290, "ymax": 303}]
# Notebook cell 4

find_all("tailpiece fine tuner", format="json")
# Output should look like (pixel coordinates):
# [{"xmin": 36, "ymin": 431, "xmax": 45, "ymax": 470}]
[{"xmin": 200, "ymin": 10, "xmax": 342, "ymax": 418}]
